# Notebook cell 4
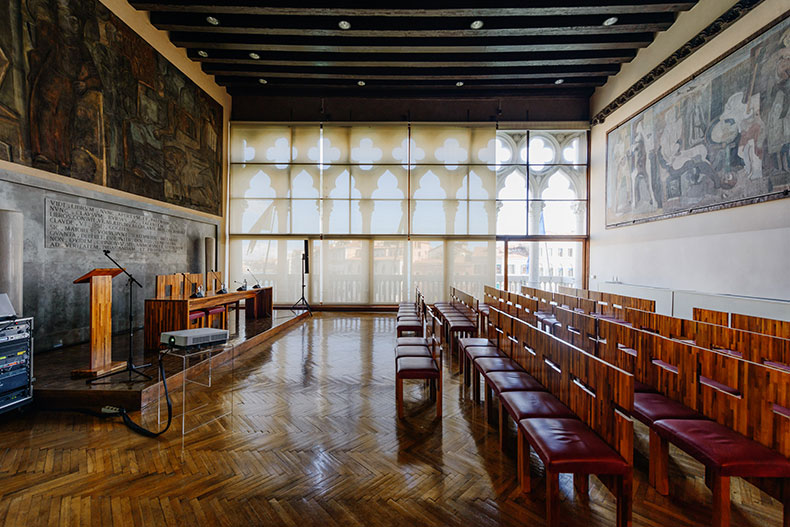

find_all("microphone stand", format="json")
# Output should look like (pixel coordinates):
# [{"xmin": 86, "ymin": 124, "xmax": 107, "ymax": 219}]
[
  {"xmin": 291, "ymin": 252, "xmax": 312, "ymax": 316},
  {"xmin": 90, "ymin": 251, "xmax": 152, "ymax": 383}
]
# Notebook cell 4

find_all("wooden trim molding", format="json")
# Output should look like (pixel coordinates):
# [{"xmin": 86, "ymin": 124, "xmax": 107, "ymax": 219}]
[{"xmin": 591, "ymin": 0, "xmax": 764, "ymax": 125}]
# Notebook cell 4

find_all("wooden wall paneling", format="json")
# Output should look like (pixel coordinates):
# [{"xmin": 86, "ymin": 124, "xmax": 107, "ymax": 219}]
[
  {"xmin": 693, "ymin": 308, "xmax": 729, "ymax": 327},
  {"xmin": 731, "ymin": 314, "xmax": 790, "ymax": 340}
]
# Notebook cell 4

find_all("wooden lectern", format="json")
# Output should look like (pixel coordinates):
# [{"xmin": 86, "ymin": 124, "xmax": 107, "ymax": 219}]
[{"xmin": 72, "ymin": 269, "xmax": 126, "ymax": 378}]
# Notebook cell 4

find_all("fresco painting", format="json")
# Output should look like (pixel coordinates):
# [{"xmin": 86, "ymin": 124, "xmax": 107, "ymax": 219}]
[
  {"xmin": 606, "ymin": 17, "xmax": 790, "ymax": 226},
  {"xmin": 0, "ymin": 0, "xmax": 222, "ymax": 216}
]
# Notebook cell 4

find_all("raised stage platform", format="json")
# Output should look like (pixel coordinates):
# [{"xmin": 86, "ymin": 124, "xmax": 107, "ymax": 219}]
[{"xmin": 33, "ymin": 309, "xmax": 308, "ymax": 411}]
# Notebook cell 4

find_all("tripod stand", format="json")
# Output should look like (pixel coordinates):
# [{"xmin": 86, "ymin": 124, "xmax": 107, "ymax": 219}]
[
  {"xmin": 89, "ymin": 251, "xmax": 152, "ymax": 383},
  {"xmin": 291, "ymin": 252, "xmax": 312, "ymax": 316}
]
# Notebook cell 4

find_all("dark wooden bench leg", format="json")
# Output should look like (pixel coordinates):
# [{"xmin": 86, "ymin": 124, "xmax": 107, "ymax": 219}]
[
  {"xmin": 498, "ymin": 401, "xmax": 506, "ymax": 450},
  {"xmin": 396, "ymin": 377, "xmax": 404, "ymax": 419},
  {"xmin": 518, "ymin": 428, "xmax": 531, "ymax": 493},
  {"xmin": 650, "ymin": 428, "xmax": 670, "ymax": 495},
  {"xmin": 546, "ymin": 469, "xmax": 560, "ymax": 527},
  {"xmin": 574, "ymin": 473, "xmax": 589, "ymax": 496},
  {"xmin": 472, "ymin": 368, "xmax": 481, "ymax": 403},
  {"xmin": 463, "ymin": 353, "xmax": 471, "ymax": 386},
  {"xmin": 711, "ymin": 471, "xmax": 730, "ymax": 527},
  {"xmin": 485, "ymin": 382, "xmax": 495, "ymax": 426},
  {"xmin": 783, "ymin": 490, "xmax": 790, "ymax": 527},
  {"xmin": 436, "ymin": 373, "xmax": 442, "ymax": 418},
  {"xmin": 616, "ymin": 471, "xmax": 633, "ymax": 527}
]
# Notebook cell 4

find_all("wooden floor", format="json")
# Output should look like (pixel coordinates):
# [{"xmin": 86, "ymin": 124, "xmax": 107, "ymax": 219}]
[{"xmin": 0, "ymin": 313, "xmax": 782, "ymax": 526}]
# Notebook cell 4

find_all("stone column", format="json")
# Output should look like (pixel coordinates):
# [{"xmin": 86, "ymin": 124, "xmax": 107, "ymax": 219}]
[{"xmin": 0, "ymin": 210, "xmax": 23, "ymax": 315}]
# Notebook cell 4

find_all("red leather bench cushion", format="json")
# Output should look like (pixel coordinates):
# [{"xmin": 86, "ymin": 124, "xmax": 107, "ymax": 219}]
[
  {"xmin": 652, "ymin": 419, "xmax": 790, "ymax": 478},
  {"xmin": 447, "ymin": 320, "xmax": 476, "ymax": 331},
  {"xmin": 520, "ymin": 418, "xmax": 630, "ymax": 475},
  {"xmin": 459, "ymin": 338, "xmax": 493, "ymax": 351},
  {"xmin": 475, "ymin": 358, "xmax": 522, "ymax": 375},
  {"xmin": 501, "ymin": 391, "xmax": 576, "ymax": 421},
  {"xmin": 205, "ymin": 306, "xmax": 226, "ymax": 315},
  {"xmin": 633, "ymin": 392, "xmax": 703, "ymax": 425},
  {"xmin": 466, "ymin": 346, "xmax": 504, "ymax": 361},
  {"xmin": 397, "ymin": 337, "xmax": 429, "ymax": 346},
  {"xmin": 396, "ymin": 357, "xmax": 439, "ymax": 379},
  {"xmin": 395, "ymin": 346, "xmax": 433, "ymax": 359},
  {"xmin": 486, "ymin": 372, "xmax": 546, "ymax": 394},
  {"xmin": 189, "ymin": 311, "xmax": 205, "ymax": 320},
  {"xmin": 397, "ymin": 320, "xmax": 422, "ymax": 329}
]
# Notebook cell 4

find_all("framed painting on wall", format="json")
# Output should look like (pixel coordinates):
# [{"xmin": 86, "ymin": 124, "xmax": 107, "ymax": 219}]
[{"xmin": 606, "ymin": 15, "xmax": 790, "ymax": 227}]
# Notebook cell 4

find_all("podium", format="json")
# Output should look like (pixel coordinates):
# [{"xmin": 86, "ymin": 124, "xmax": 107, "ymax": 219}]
[{"xmin": 72, "ymin": 269, "xmax": 126, "ymax": 378}]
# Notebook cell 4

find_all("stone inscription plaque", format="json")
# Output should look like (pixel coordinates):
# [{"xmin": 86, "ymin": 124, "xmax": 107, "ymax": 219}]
[{"xmin": 45, "ymin": 199, "xmax": 186, "ymax": 253}]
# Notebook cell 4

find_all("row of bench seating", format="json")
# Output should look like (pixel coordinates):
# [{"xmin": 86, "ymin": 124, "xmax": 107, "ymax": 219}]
[
  {"xmin": 481, "ymin": 285, "xmax": 790, "ymax": 527},
  {"xmin": 394, "ymin": 292, "xmax": 442, "ymax": 418},
  {"xmin": 432, "ymin": 288, "xmax": 480, "ymax": 374},
  {"xmin": 458, "ymin": 306, "xmax": 633, "ymax": 527},
  {"xmin": 694, "ymin": 307, "xmax": 790, "ymax": 340}
]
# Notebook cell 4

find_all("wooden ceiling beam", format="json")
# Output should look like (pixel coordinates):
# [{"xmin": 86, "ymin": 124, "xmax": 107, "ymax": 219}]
[
  {"xmin": 170, "ymin": 32, "xmax": 654, "ymax": 53},
  {"xmin": 132, "ymin": 2, "xmax": 696, "ymax": 17}
]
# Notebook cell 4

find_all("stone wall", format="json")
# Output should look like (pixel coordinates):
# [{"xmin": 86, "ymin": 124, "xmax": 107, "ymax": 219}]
[{"xmin": 0, "ymin": 166, "xmax": 218, "ymax": 350}]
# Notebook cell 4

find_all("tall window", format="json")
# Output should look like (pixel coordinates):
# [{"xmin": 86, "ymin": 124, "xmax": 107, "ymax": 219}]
[{"xmin": 229, "ymin": 123, "xmax": 588, "ymax": 303}]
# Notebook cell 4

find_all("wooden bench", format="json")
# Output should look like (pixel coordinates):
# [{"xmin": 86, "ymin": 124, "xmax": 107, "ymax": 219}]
[{"xmin": 395, "ymin": 307, "xmax": 441, "ymax": 419}]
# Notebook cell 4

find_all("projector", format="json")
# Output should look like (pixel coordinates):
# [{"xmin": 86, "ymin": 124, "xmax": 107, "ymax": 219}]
[{"xmin": 160, "ymin": 328, "xmax": 229, "ymax": 348}]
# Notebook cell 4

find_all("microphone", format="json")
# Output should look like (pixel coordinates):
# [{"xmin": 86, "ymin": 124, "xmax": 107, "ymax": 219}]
[
  {"xmin": 247, "ymin": 268, "xmax": 262, "ymax": 289},
  {"xmin": 234, "ymin": 279, "xmax": 248, "ymax": 291}
]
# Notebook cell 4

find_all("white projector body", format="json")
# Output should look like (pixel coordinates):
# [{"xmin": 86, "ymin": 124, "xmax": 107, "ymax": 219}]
[{"xmin": 160, "ymin": 328, "xmax": 229, "ymax": 348}]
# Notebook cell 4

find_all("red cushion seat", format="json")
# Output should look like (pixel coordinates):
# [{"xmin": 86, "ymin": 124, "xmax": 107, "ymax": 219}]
[
  {"xmin": 519, "ymin": 418, "xmax": 630, "ymax": 475},
  {"xmin": 459, "ymin": 337, "xmax": 493, "ymax": 351},
  {"xmin": 486, "ymin": 371, "xmax": 546, "ymax": 395},
  {"xmin": 447, "ymin": 319, "xmax": 476, "ymax": 331},
  {"xmin": 189, "ymin": 311, "xmax": 205, "ymax": 321},
  {"xmin": 205, "ymin": 306, "xmax": 226, "ymax": 315},
  {"xmin": 397, "ymin": 337, "xmax": 429, "ymax": 346},
  {"xmin": 395, "ymin": 346, "xmax": 433, "ymax": 359},
  {"xmin": 396, "ymin": 357, "xmax": 439, "ymax": 379},
  {"xmin": 501, "ymin": 391, "xmax": 576, "ymax": 421},
  {"xmin": 475, "ymin": 357, "xmax": 522, "ymax": 375},
  {"xmin": 466, "ymin": 346, "xmax": 503, "ymax": 361},
  {"xmin": 633, "ymin": 392, "xmax": 703, "ymax": 425},
  {"xmin": 652, "ymin": 419, "xmax": 790, "ymax": 478}
]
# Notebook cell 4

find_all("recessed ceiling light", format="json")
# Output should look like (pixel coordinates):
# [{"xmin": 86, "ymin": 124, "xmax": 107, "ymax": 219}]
[
  {"xmin": 338, "ymin": 20, "xmax": 351, "ymax": 30},
  {"xmin": 258, "ymin": 78, "xmax": 268, "ymax": 85},
  {"xmin": 470, "ymin": 20, "xmax": 484, "ymax": 29},
  {"xmin": 456, "ymin": 81, "xmax": 464, "ymax": 87},
  {"xmin": 249, "ymin": 52, "xmax": 260, "ymax": 60},
  {"xmin": 197, "ymin": 50, "xmax": 208, "ymax": 58},
  {"xmin": 357, "ymin": 80, "xmax": 366, "ymax": 86},
  {"xmin": 555, "ymin": 78, "xmax": 564, "ymax": 85},
  {"xmin": 603, "ymin": 16, "xmax": 618, "ymax": 26},
  {"xmin": 206, "ymin": 16, "xmax": 220, "ymax": 26}
]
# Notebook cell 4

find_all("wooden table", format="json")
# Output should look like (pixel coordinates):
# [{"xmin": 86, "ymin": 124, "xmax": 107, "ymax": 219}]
[{"xmin": 144, "ymin": 287, "xmax": 273, "ymax": 351}]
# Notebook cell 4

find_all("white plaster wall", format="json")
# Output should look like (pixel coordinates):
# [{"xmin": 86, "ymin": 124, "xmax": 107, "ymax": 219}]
[{"xmin": 589, "ymin": 0, "xmax": 790, "ymax": 303}]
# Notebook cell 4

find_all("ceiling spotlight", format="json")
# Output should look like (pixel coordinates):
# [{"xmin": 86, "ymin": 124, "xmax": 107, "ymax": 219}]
[
  {"xmin": 456, "ymin": 81, "xmax": 464, "ymax": 87},
  {"xmin": 470, "ymin": 20, "xmax": 484, "ymax": 29},
  {"xmin": 603, "ymin": 16, "xmax": 618, "ymax": 26},
  {"xmin": 206, "ymin": 16, "xmax": 220, "ymax": 26},
  {"xmin": 197, "ymin": 50, "xmax": 208, "ymax": 58},
  {"xmin": 258, "ymin": 78, "xmax": 268, "ymax": 85},
  {"xmin": 338, "ymin": 20, "xmax": 351, "ymax": 30},
  {"xmin": 357, "ymin": 80, "xmax": 366, "ymax": 86},
  {"xmin": 249, "ymin": 52, "xmax": 260, "ymax": 60},
  {"xmin": 554, "ymin": 78, "xmax": 564, "ymax": 85}
]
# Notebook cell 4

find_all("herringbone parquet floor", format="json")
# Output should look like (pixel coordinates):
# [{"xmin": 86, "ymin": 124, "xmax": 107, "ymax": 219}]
[{"xmin": 0, "ymin": 313, "xmax": 782, "ymax": 526}]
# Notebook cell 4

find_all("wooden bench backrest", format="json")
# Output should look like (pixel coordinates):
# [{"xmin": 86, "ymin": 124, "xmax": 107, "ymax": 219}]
[
  {"xmin": 577, "ymin": 297, "xmax": 597, "ymax": 315},
  {"xmin": 536, "ymin": 289, "xmax": 554, "ymax": 307},
  {"xmin": 639, "ymin": 332, "xmax": 699, "ymax": 411},
  {"xmin": 557, "ymin": 285, "xmax": 579, "ymax": 296},
  {"xmin": 206, "ymin": 271, "xmax": 222, "ymax": 291},
  {"xmin": 183, "ymin": 273, "xmax": 204, "ymax": 295},
  {"xmin": 694, "ymin": 323, "xmax": 790, "ymax": 370},
  {"xmin": 553, "ymin": 292, "xmax": 578, "ymax": 311},
  {"xmin": 516, "ymin": 318, "xmax": 634, "ymax": 465},
  {"xmin": 489, "ymin": 307, "xmax": 513, "ymax": 358},
  {"xmin": 155, "ymin": 273, "xmax": 184, "ymax": 299},
  {"xmin": 731, "ymin": 313, "xmax": 790, "ymax": 340},
  {"xmin": 553, "ymin": 306, "xmax": 598, "ymax": 355},
  {"xmin": 624, "ymin": 307, "xmax": 694, "ymax": 341},
  {"xmin": 695, "ymin": 345, "xmax": 790, "ymax": 457},
  {"xmin": 521, "ymin": 285, "xmax": 538, "ymax": 299},
  {"xmin": 692, "ymin": 307, "xmax": 729, "ymax": 327},
  {"xmin": 517, "ymin": 294, "xmax": 538, "ymax": 326}
]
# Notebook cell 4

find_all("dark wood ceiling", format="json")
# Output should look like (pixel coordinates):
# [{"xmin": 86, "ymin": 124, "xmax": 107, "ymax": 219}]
[{"xmin": 132, "ymin": 1, "xmax": 699, "ymax": 98}]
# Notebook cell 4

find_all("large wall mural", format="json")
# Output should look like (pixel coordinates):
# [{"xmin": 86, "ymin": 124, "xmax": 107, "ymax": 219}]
[
  {"xmin": 606, "ymin": 16, "xmax": 790, "ymax": 227},
  {"xmin": 0, "ymin": 0, "xmax": 223, "ymax": 216}
]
